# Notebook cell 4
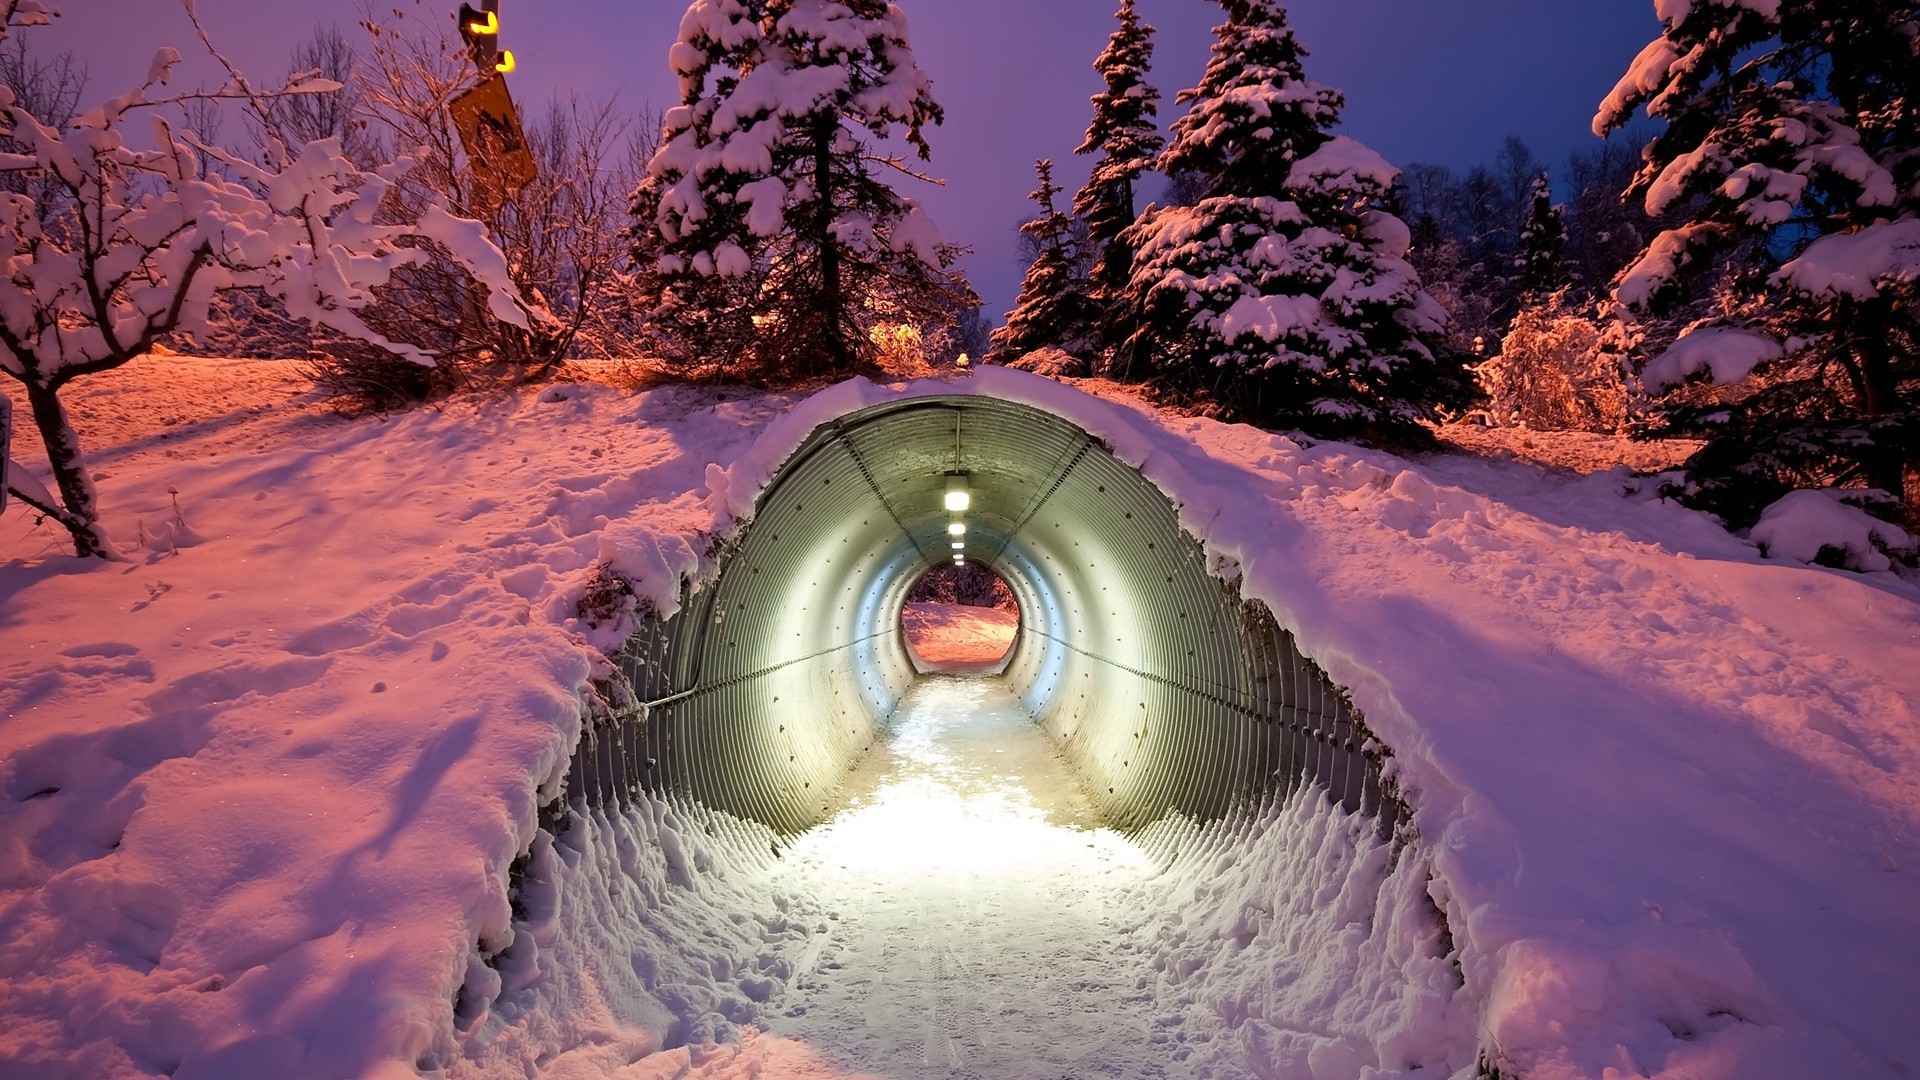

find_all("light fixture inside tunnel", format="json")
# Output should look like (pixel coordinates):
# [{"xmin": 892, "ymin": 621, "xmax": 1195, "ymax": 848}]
[
  {"xmin": 947, "ymin": 521, "xmax": 965, "ymax": 537},
  {"xmin": 951, "ymin": 541, "xmax": 964, "ymax": 550},
  {"xmin": 944, "ymin": 472, "xmax": 970, "ymax": 512}
]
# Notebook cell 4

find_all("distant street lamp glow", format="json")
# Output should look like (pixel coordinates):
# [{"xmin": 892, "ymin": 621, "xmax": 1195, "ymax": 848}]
[{"xmin": 944, "ymin": 472, "xmax": 970, "ymax": 512}]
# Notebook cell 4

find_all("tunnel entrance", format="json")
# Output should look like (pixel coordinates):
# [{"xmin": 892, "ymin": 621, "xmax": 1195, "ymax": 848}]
[
  {"xmin": 900, "ymin": 562, "xmax": 1020, "ymax": 672},
  {"xmin": 569, "ymin": 389, "xmax": 1402, "ymax": 836},
  {"xmin": 531, "ymin": 380, "xmax": 1437, "ymax": 1078}
]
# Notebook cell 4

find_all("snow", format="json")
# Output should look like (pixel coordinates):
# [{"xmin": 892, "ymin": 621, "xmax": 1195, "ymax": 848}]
[
  {"xmin": 1614, "ymin": 223, "xmax": 1715, "ymax": 309},
  {"xmin": 1285, "ymin": 135, "xmax": 1399, "ymax": 195},
  {"xmin": 1641, "ymin": 325, "xmax": 1784, "ymax": 391},
  {"xmin": 1751, "ymin": 489, "xmax": 1920, "ymax": 574},
  {"xmin": 5, "ymin": 359, "xmax": 1920, "ymax": 1079},
  {"xmin": 1593, "ymin": 37, "xmax": 1680, "ymax": 135},
  {"xmin": 1216, "ymin": 292, "xmax": 1327, "ymax": 345},
  {"xmin": 1774, "ymin": 217, "xmax": 1920, "ymax": 300},
  {"xmin": 899, "ymin": 601, "xmax": 1016, "ymax": 668}
]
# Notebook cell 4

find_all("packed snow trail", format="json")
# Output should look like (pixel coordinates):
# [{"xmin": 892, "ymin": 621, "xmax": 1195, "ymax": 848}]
[{"xmin": 763, "ymin": 675, "xmax": 1182, "ymax": 1079}]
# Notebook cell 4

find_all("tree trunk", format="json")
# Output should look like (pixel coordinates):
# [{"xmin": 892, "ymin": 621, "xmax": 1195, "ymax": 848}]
[
  {"xmin": 1852, "ymin": 301, "xmax": 1905, "ymax": 498},
  {"xmin": 813, "ymin": 116, "xmax": 850, "ymax": 377},
  {"xmin": 22, "ymin": 378, "xmax": 114, "ymax": 558}
]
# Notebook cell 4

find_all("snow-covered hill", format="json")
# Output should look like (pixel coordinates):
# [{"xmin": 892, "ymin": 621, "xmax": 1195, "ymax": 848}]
[
  {"xmin": 901, "ymin": 601, "xmax": 1019, "ymax": 668},
  {"xmin": 2, "ymin": 358, "xmax": 1917, "ymax": 1079}
]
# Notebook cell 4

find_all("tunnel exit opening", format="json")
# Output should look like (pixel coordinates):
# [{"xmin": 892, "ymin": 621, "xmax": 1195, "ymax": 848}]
[{"xmin": 899, "ymin": 562, "xmax": 1021, "ymax": 673}]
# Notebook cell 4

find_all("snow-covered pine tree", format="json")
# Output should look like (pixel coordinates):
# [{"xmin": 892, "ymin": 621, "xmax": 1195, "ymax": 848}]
[
  {"xmin": 1597, "ymin": 0, "xmax": 1920, "ymax": 527},
  {"xmin": 1115, "ymin": 0, "xmax": 1466, "ymax": 442},
  {"xmin": 633, "ymin": 0, "xmax": 973, "ymax": 382},
  {"xmin": 757, "ymin": 0, "xmax": 972, "ymax": 378},
  {"xmin": 1515, "ymin": 171, "xmax": 1569, "ymax": 299},
  {"xmin": 989, "ymin": 160, "xmax": 1099, "ymax": 365},
  {"xmin": 1071, "ymin": 0, "xmax": 1162, "ymax": 305},
  {"xmin": 630, "ymin": 0, "xmax": 770, "ymax": 378}
]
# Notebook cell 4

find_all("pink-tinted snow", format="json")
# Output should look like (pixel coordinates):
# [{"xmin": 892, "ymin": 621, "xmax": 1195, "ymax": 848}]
[
  {"xmin": 899, "ymin": 601, "xmax": 1017, "ymax": 668},
  {"xmin": 3, "ymin": 359, "xmax": 1917, "ymax": 1080}
]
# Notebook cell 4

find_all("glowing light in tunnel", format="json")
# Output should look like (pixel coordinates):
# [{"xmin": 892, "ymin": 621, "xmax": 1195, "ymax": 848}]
[
  {"xmin": 944, "ymin": 472, "xmax": 970, "ymax": 512},
  {"xmin": 951, "ymin": 541, "xmax": 965, "ymax": 550},
  {"xmin": 948, "ymin": 521, "xmax": 966, "ymax": 537}
]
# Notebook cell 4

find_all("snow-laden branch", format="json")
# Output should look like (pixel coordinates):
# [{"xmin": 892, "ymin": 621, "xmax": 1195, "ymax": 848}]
[{"xmin": 0, "ymin": 9, "xmax": 532, "ymax": 556}]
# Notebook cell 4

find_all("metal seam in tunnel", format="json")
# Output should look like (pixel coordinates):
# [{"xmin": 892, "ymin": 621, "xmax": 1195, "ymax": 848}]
[
  {"xmin": 984, "ymin": 435, "xmax": 1094, "ymax": 570},
  {"xmin": 827, "ymin": 419, "xmax": 935, "ymax": 567},
  {"xmin": 633, "ymin": 630, "xmax": 899, "ymax": 712},
  {"xmin": 567, "ymin": 393, "xmax": 1407, "ymax": 838}
]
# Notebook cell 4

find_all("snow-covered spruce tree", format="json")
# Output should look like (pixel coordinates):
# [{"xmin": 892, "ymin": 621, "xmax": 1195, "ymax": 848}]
[
  {"xmin": 629, "ymin": 0, "xmax": 768, "ymax": 378},
  {"xmin": 634, "ymin": 0, "xmax": 973, "ymax": 383},
  {"xmin": 1515, "ymin": 171, "xmax": 1569, "ymax": 299},
  {"xmin": 1597, "ymin": 0, "xmax": 1920, "ymax": 527},
  {"xmin": 0, "ymin": 21, "xmax": 528, "ymax": 558},
  {"xmin": 989, "ymin": 160, "xmax": 1099, "ymax": 366},
  {"xmin": 1071, "ymin": 0, "xmax": 1162, "ymax": 307},
  {"xmin": 1115, "ymin": 0, "xmax": 1467, "ymax": 442},
  {"xmin": 1477, "ymin": 172, "xmax": 1626, "ymax": 431}
]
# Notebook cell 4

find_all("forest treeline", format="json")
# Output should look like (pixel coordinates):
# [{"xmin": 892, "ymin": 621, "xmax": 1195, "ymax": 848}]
[{"xmin": 2, "ymin": 0, "xmax": 1914, "ymax": 562}]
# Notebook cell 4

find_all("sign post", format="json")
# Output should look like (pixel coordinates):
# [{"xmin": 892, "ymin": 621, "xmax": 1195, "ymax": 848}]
[
  {"xmin": 0, "ymin": 393, "xmax": 11, "ymax": 516},
  {"xmin": 451, "ymin": 1, "xmax": 536, "ymax": 213}
]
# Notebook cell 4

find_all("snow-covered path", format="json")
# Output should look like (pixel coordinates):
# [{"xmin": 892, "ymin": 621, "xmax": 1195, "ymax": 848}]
[{"xmin": 764, "ymin": 676, "xmax": 1186, "ymax": 1079}]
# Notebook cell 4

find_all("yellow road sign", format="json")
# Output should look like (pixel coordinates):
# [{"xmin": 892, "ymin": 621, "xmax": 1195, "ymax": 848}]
[{"xmin": 450, "ymin": 74, "xmax": 537, "ymax": 210}]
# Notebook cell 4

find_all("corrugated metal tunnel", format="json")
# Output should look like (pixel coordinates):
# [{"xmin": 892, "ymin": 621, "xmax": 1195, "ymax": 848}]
[{"xmin": 570, "ymin": 394, "xmax": 1402, "ymax": 835}]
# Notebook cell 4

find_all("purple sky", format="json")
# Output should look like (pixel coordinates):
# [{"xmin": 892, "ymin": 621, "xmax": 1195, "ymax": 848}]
[{"xmin": 37, "ymin": 1, "xmax": 1658, "ymax": 318}]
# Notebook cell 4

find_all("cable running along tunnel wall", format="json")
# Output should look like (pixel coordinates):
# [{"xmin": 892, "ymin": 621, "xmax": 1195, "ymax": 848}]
[{"xmin": 571, "ymin": 394, "xmax": 1402, "ymax": 835}]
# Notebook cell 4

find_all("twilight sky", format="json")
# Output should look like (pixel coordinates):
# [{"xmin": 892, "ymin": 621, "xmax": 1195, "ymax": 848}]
[{"xmin": 36, "ymin": 0, "xmax": 1659, "ymax": 319}]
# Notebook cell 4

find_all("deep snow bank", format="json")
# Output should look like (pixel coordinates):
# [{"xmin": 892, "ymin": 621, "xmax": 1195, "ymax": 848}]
[
  {"xmin": 3, "ymin": 359, "xmax": 1918, "ymax": 1079},
  {"xmin": 0, "ymin": 361, "xmax": 790, "ymax": 1077}
]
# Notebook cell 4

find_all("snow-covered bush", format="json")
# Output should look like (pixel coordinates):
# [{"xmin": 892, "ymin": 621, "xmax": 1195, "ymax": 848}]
[
  {"xmin": 0, "ymin": 9, "xmax": 528, "ymax": 557},
  {"xmin": 1004, "ymin": 346, "xmax": 1091, "ymax": 379},
  {"xmin": 1751, "ymin": 489, "xmax": 1918, "ymax": 573},
  {"xmin": 346, "ymin": 12, "xmax": 633, "ymax": 395},
  {"xmin": 1477, "ymin": 297, "xmax": 1629, "ymax": 432}
]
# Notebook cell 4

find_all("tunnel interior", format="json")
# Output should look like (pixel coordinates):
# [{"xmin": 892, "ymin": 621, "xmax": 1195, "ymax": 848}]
[{"xmin": 570, "ymin": 395, "xmax": 1401, "ymax": 836}]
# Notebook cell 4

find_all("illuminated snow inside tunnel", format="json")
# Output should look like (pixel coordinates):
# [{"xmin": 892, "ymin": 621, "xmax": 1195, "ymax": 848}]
[{"xmin": 564, "ymin": 392, "xmax": 1400, "ymax": 835}]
